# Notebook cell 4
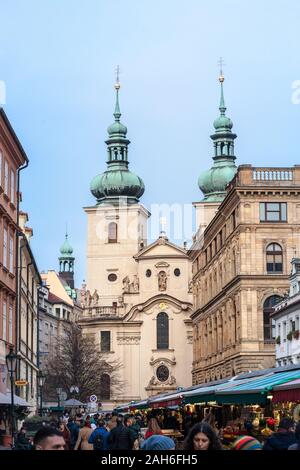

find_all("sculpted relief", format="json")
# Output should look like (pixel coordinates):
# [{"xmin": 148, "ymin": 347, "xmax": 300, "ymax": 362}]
[{"xmin": 122, "ymin": 275, "xmax": 140, "ymax": 293}]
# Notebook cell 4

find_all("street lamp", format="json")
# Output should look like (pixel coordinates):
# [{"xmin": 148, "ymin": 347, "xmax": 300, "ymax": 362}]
[
  {"xmin": 38, "ymin": 371, "xmax": 46, "ymax": 416},
  {"xmin": 5, "ymin": 346, "xmax": 18, "ymax": 447}
]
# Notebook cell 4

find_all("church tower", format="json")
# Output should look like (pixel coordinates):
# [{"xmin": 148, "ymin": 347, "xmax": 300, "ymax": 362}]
[
  {"xmin": 84, "ymin": 75, "xmax": 150, "ymax": 305},
  {"xmin": 194, "ymin": 66, "xmax": 237, "ymax": 235},
  {"xmin": 58, "ymin": 232, "xmax": 75, "ymax": 289}
]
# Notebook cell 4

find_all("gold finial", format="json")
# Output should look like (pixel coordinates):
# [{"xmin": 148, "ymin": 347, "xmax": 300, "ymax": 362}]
[
  {"xmin": 218, "ymin": 57, "xmax": 225, "ymax": 83},
  {"xmin": 115, "ymin": 65, "xmax": 121, "ymax": 90}
]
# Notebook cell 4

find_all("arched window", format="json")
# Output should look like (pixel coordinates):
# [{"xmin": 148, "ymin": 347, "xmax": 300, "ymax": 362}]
[
  {"xmin": 263, "ymin": 295, "xmax": 282, "ymax": 340},
  {"xmin": 108, "ymin": 222, "xmax": 117, "ymax": 243},
  {"xmin": 266, "ymin": 243, "xmax": 283, "ymax": 273},
  {"xmin": 100, "ymin": 374, "xmax": 110, "ymax": 400},
  {"xmin": 157, "ymin": 312, "xmax": 169, "ymax": 349}
]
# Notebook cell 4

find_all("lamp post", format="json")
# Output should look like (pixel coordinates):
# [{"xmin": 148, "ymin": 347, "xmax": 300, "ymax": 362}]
[
  {"xmin": 38, "ymin": 371, "xmax": 45, "ymax": 416},
  {"xmin": 5, "ymin": 346, "xmax": 18, "ymax": 447}
]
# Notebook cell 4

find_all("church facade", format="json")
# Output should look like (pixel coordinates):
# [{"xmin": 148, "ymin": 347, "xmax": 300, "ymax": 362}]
[{"xmin": 77, "ymin": 79, "xmax": 193, "ymax": 407}]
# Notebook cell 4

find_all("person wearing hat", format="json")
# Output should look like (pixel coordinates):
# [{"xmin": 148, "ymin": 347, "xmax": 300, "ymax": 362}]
[
  {"xmin": 231, "ymin": 436, "xmax": 262, "ymax": 450},
  {"xmin": 141, "ymin": 435, "xmax": 175, "ymax": 450},
  {"xmin": 263, "ymin": 418, "xmax": 296, "ymax": 450}
]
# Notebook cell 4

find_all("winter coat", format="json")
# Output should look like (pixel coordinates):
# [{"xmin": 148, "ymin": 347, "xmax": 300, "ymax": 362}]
[
  {"xmin": 263, "ymin": 431, "xmax": 297, "ymax": 450},
  {"xmin": 108, "ymin": 424, "xmax": 135, "ymax": 450}
]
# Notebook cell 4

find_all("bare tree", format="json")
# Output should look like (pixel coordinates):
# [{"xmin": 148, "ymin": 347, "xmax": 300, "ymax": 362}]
[{"xmin": 44, "ymin": 323, "xmax": 124, "ymax": 402}]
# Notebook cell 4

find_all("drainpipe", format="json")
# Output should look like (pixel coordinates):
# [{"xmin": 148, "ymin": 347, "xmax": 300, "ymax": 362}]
[{"xmin": 15, "ymin": 160, "xmax": 29, "ymax": 369}]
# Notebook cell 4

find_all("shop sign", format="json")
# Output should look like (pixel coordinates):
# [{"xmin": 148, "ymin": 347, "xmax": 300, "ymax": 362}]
[{"xmin": 15, "ymin": 380, "xmax": 28, "ymax": 386}]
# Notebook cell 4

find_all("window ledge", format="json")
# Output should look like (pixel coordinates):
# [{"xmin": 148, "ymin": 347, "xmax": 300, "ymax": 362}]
[
  {"xmin": 100, "ymin": 350, "xmax": 114, "ymax": 354},
  {"xmin": 151, "ymin": 348, "xmax": 174, "ymax": 352},
  {"xmin": 260, "ymin": 221, "xmax": 287, "ymax": 224},
  {"xmin": 8, "ymin": 272, "xmax": 15, "ymax": 279}
]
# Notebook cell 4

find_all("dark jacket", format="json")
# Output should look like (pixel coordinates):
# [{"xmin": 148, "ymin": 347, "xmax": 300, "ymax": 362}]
[
  {"xmin": 263, "ymin": 431, "xmax": 297, "ymax": 450},
  {"xmin": 88, "ymin": 426, "xmax": 109, "ymax": 450},
  {"xmin": 67, "ymin": 422, "xmax": 79, "ymax": 449},
  {"xmin": 108, "ymin": 424, "xmax": 135, "ymax": 450}
]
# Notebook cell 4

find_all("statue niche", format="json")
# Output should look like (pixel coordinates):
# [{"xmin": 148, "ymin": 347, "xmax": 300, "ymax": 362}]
[{"xmin": 158, "ymin": 271, "xmax": 167, "ymax": 291}]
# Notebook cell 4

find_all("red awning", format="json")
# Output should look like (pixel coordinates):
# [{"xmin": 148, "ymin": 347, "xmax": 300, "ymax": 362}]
[
  {"xmin": 152, "ymin": 398, "xmax": 182, "ymax": 409},
  {"xmin": 272, "ymin": 389, "xmax": 300, "ymax": 403}
]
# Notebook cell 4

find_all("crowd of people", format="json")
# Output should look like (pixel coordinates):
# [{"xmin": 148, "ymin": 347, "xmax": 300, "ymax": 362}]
[{"xmin": 11, "ymin": 408, "xmax": 300, "ymax": 451}]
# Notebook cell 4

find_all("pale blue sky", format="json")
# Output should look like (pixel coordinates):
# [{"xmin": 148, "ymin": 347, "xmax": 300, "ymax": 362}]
[{"xmin": 1, "ymin": 0, "xmax": 300, "ymax": 285}]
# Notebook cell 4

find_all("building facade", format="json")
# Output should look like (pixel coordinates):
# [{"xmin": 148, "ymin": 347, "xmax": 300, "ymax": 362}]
[
  {"xmin": 272, "ymin": 258, "xmax": 300, "ymax": 367},
  {"xmin": 78, "ymin": 80, "xmax": 193, "ymax": 407},
  {"xmin": 0, "ymin": 109, "xmax": 28, "ymax": 395},
  {"xmin": 190, "ymin": 74, "xmax": 300, "ymax": 384},
  {"xmin": 17, "ymin": 211, "xmax": 41, "ymax": 408}
]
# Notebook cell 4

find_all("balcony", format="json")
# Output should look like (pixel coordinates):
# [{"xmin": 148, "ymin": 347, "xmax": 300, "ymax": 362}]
[
  {"xmin": 229, "ymin": 165, "xmax": 300, "ymax": 188},
  {"xmin": 82, "ymin": 305, "xmax": 122, "ymax": 318}
]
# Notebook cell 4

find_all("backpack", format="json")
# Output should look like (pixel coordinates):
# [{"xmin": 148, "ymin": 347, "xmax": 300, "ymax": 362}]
[{"xmin": 93, "ymin": 432, "xmax": 104, "ymax": 450}]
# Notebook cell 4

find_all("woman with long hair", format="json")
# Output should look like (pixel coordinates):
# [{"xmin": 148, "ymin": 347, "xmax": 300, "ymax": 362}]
[
  {"xmin": 58, "ymin": 422, "xmax": 71, "ymax": 450},
  {"xmin": 183, "ymin": 422, "xmax": 223, "ymax": 450},
  {"xmin": 145, "ymin": 418, "xmax": 162, "ymax": 440}
]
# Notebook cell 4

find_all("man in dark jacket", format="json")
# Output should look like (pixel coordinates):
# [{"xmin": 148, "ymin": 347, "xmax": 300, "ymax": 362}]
[
  {"xmin": 263, "ymin": 418, "xmax": 297, "ymax": 450},
  {"xmin": 88, "ymin": 419, "xmax": 109, "ymax": 450},
  {"xmin": 107, "ymin": 417, "xmax": 135, "ymax": 450},
  {"xmin": 67, "ymin": 417, "xmax": 79, "ymax": 450}
]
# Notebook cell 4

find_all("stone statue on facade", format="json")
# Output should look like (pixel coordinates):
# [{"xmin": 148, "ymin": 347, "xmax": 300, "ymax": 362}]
[
  {"xmin": 122, "ymin": 276, "xmax": 130, "ymax": 293},
  {"xmin": 85, "ymin": 289, "xmax": 92, "ymax": 307},
  {"xmin": 158, "ymin": 271, "xmax": 167, "ymax": 291},
  {"xmin": 132, "ymin": 275, "xmax": 139, "ymax": 292},
  {"xmin": 92, "ymin": 289, "xmax": 99, "ymax": 306}
]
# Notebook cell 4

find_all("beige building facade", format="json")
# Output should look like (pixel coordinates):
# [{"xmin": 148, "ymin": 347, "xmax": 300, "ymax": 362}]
[{"xmin": 190, "ymin": 165, "xmax": 300, "ymax": 384}]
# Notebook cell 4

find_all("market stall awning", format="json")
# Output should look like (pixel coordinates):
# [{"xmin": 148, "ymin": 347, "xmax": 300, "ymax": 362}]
[
  {"xmin": 215, "ymin": 369, "xmax": 300, "ymax": 404},
  {"xmin": 129, "ymin": 400, "xmax": 149, "ymax": 410},
  {"xmin": 272, "ymin": 378, "xmax": 300, "ymax": 403},
  {"xmin": 148, "ymin": 391, "xmax": 184, "ymax": 409},
  {"xmin": 0, "ymin": 391, "xmax": 31, "ymax": 407},
  {"xmin": 64, "ymin": 398, "xmax": 84, "ymax": 407},
  {"xmin": 182, "ymin": 377, "xmax": 261, "ymax": 405}
]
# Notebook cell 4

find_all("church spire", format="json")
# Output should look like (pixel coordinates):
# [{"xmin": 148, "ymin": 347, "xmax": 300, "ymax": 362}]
[
  {"xmin": 90, "ymin": 69, "xmax": 145, "ymax": 205},
  {"xmin": 59, "ymin": 231, "xmax": 75, "ymax": 289},
  {"xmin": 113, "ymin": 66, "xmax": 121, "ymax": 121},
  {"xmin": 197, "ymin": 60, "xmax": 238, "ymax": 202}
]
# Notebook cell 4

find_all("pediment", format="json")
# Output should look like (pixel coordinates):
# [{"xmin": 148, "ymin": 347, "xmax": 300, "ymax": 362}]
[{"xmin": 134, "ymin": 238, "xmax": 188, "ymax": 260}]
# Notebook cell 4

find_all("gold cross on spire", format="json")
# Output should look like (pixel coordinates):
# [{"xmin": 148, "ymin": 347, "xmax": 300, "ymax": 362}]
[
  {"xmin": 115, "ymin": 65, "xmax": 121, "ymax": 90},
  {"xmin": 218, "ymin": 57, "xmax": 225, "ymax": 83}
]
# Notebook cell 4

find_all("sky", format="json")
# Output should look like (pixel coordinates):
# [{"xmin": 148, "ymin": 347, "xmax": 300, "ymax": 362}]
[{"xmin": 1, "ymin": 0, "xmax": 300, "ymax": 286}]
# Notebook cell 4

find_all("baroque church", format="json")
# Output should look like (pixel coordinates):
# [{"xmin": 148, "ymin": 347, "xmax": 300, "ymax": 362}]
[{"xmin": 77, "ymin": 78, "xmax": 194, "ymax": 407}]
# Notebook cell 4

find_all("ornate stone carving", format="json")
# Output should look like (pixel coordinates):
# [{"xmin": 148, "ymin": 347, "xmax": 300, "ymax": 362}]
[
  {"xmin": 155, "ymin": 261, "xmax": 170, "ymax": 268},
  {"xmin": 117, "ymin": 335, "xmax": 141, "ymax": 345},
  {"xmin": 187, "ymin": 334, "xmax": 193, "ymax": 344}
]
